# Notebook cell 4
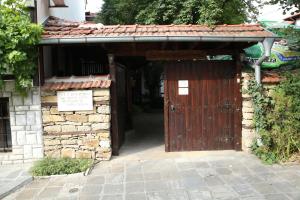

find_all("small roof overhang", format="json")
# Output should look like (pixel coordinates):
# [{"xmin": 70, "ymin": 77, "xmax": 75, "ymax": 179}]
[{"xmin": 40, "ymin": 16, "xmax": 279, "ymax": 45}]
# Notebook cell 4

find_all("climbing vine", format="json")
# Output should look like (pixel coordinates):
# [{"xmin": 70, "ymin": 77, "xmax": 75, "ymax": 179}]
[
  {"xmin": 0, "ymin": 0, "xmax": 42, "ymax": 95},
  {"xmin": 247, "ymin": 73, "xmax": 300, "ymax": 164}
]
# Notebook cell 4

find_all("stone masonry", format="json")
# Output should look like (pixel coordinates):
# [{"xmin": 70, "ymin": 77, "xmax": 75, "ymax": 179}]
[
  {"xmin": 241, "ymin": 71, "xmax": 256, "ymax": 151},
  {"xmin": 0, "ymin": 81, "xmax": 43, "ymax": 165},
  {"xmin": 41, "ymin": 89, "xmax": 111, "ymax": 160},
  {"xmin": 241, "ymin": 69, "xmax": 278, "ymax": 151}
]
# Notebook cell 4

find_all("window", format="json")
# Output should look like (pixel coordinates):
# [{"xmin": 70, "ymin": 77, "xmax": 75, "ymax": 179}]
[{"xmin": 0, "ymin": 98, "xmax": 12, "ymax": 152}]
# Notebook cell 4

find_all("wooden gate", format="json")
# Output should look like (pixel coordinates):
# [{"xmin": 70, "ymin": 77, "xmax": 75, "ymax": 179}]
[
  {"xmin": 164, "ymin": 60, "xmax": 242, "ymax": 151},
  {"xmin": 110, "ymin": 56, "xmax": 127, "ymax": 155}
]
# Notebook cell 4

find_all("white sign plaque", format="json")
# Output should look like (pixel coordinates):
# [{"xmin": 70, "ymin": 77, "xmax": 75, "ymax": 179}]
[
  {"xmin": 57, "ymin": 90, "xmax": 93, "ymax": 111},
  {"xmin": 179, "ymin": 88, "xmax": 189, "ymax": 95},
  {"xmin": 178, "ymin": 80, "xmax": 189, "ymax": 87}
]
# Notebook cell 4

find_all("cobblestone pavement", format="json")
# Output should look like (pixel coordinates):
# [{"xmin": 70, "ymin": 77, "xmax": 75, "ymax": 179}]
[
  {"xmin": 0, "ymin": 164, "xmax": 32, "ymax": 199},
  {"xmin": 3, "ymin": 151, "xmax": 300, "ymax": 200},
  {"xmin": 3, "ymin": 114, "xmax": 300, "ymax": 200}
]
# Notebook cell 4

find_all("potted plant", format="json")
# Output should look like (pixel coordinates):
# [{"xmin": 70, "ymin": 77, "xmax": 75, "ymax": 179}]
[{"xmin": 52, "ymin": 0, "xmax": 66, "ymax": 7}]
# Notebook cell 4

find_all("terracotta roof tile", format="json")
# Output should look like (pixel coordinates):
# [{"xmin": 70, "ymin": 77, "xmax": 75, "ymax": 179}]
[
  {"xmin": 42, "ymin": 75, "xmax": 111, "ymax": 91},
  {"xmin": 42, "ymin": 16, "xmax": 275, "ymax": 40}
]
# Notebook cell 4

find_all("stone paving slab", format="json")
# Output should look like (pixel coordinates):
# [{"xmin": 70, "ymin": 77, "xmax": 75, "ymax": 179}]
[
  {"xmin": 0, "ymin": 164, "xmax": 33, "ymax": 199},
  {"xmin": 3, "ymin": 152, "xmax": 300, "ymax": 200}
]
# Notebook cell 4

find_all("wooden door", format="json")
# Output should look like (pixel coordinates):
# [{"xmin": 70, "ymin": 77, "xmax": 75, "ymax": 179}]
[
  {"xmin": 110, "ymin": 58, "xmax": 127, "ymax": 155},
  {"xmin": 164, "ymin": 60, "xmax": 241, "ymax": 151}
]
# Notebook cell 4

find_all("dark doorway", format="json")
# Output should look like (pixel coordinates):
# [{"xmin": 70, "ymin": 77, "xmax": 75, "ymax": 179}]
[{"xmin": 118, "ymin": 60, "xmax": 165, "ymax": 155}]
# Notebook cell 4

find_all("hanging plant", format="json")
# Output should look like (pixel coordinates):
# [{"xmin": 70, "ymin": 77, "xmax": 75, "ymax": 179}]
[{"xmin": 0, "ymin": 0, "xmax": 42, "ymax": 95}]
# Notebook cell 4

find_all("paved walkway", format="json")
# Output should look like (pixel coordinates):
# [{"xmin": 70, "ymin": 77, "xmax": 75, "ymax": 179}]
[
  {"xmin": 0, "ymin": 164, "xmax": 32, "ymax": 199},
  {"xmin": 3, "ymin": 152, "xmax": 300, "ymax": 200},
  {"xmin": 3, "ymin": 113, "xmax": 300, "ymax": 199}
]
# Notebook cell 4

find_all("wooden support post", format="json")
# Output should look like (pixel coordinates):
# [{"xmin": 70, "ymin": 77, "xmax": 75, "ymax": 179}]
[
  {"xmin": 37, "ymin": 46, "xmax": 45, "ymax": 86},
  {"xmin": 109, "ymin": 54, "xmax": 120, "ymax": 156},
  {"xmin": 233, "ymin": 52, "xmax": 242, "ymax": 151}
]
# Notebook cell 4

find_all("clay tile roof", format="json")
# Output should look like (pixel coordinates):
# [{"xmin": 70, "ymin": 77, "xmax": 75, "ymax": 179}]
[
  {"xmin": 42, "ymin": 75, "xmax": 111, "ymax": 91},
  {"xmin": 42, "ymin": 16, "xmax": 276, "ymax": 41}
]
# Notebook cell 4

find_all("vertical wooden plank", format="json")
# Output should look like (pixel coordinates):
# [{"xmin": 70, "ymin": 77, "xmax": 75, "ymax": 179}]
[
  {"xmin": 109, "ymin": 54, "xmax": 120, "ymax": 156},
  {"xmin": 164, "ymin": 64, "xmax": 170, "ymax": 152},
  {"xmin": 234, "ymin": 53, "xmax": 242, "ymax": 151},
  {"xmin": 38, "ymin": 46, "xmax": 45, "ymax": 86}
]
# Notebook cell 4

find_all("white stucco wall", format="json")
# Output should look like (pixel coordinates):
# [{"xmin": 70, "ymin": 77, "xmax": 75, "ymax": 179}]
[
  {"xmin": 50, "ymin": 0, "xmax": 85, "ymax": 22},
  {"xmin": 37, "ymin": 0, "xmax": 50, "ymax": 24}
]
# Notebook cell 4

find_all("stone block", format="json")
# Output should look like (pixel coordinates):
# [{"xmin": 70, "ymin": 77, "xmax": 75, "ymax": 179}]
[
  {"xmin": 46, "ymin": 150, "xmax": 61, "ymax": 158},
  {"xmin": 242, "ymin": 101, "xmax": 253, "ymax": 108},
  {"xmin": 44, "ymin": 125, "xmax": 61, "ymax": 133},
  {"xmin": 5, "ymin": 81, "xmax": 15, "ymax": 91},
  {"xmin": 61, "ymin": 148, "xmax": 75, "ymax": 158},
  {"xmin": 26, "ymin": 134, "xmax": 37, "ymax": 145},
  {"xmin": 13, "ymin": 147, "xmax": 24, "ymax": 155},
  {"xmin": 17, "ymin": 131, "xmax": 26, "ymax": 145},
  {"xmin": 32, "ymin": 93, "xmax": 41, "ymax": 104},
  {"xmin": 36, "ymin": 131, "xmax": 43, "ymax": 144},
  {"xmin": 11, "ymin": 126, "xmax": 25, "ymax": 131},
  {"xmin": 83, "ymin": 139, "xmax": 99, "ymax": 148},
  {"xmin": 26, "ymin": 111, "xmax": 36, "ymax": 125},
  {"xmin": 61, "ymin": 125, "xmax": 77, "ymax": 132},
  {"xmin": 12, "ymin": 96, "xmax": 23, "ymax": 106},
  {"xmin": 30, "ymin": 105, "xmax": 41, "ymax": 111},
  {"xmin": 24, "ymin": 145, "xmax": 33, "ymax": 159},
  {"xmin": 97, "ymin": 132, "xmax": 110, "ymax": 140},
  {"xmin": 92, "ymin": 123, "xmax": 110, "ymax": 131},
  {"xmin": 243, "ymin": 112, "xmax": 254, "ymax": 120},
  {"xmin": 41, "ymin": 91, "xmax": 56, "ymax": 96},
  {"xmin": 16, "ymin": 114, "xmax": 27, "ymax": 125},
  {"xmin": 11, "ymin": 131, "xmax": 17, "ymax": 145},
  {"xmin": 2, "ymin": 92, "xmax": 11, "ymax": 98},
  {"xmin": 242, "ymin": 107, "xmax": 254, "ymax": 113},
  {"xmin": 24, "ymin": 93, "xmax": 32, "ymax": 105},
  {"xmin": 9, "ymin": 154, "xmax": 23, "ymax": 160},
  {"xmin": 42, "ymin": 115, "xmax": 64, "ymax": 123},
  {"xmin": 93, "ymin": 96, "xmax": 110, "ymax": 101},
  {"xmin": 97, "ymin": 105, "xmax": 110, "ymax": 114},
  {"xmin": 32, "ymin": 148, "xmax": 44, "ymax": 158},
  {"xmin": 44, "ymin": 139, "xmax": 61, "ymax": 146},
  {"xmin": 10, "ymin": 114, "xmax": 16, "ymax": 126},
  {"xmin": 93, "ymin": 89, "xmax": 110, "ymax": 97},
  {"xmin": 42, "ymin": 96, "xmax": 57, "ymax": 103},
  {"xmin": 50, "ymin": 107, "xmax": 60, "ymax": 115},
  {"xmin": 100, "ymin": 140, "xmax": 110, "ymax": 148},
  {"xmin": 77, "ymin": 126, "xmax": 92, "ymax": 132},
  {"xmin": 66, "ymin": 114, "xmax": 88, "ymax": 123},
  {"xmin": 61, "ymin": 139, "xmax": 78, "ymax": 145},
  {"xmin": 89, "ymin": 114, "xmax": 110, "ymax": 123},
  {"xmin": 76, "ymin": 150, "xmax": 92, "ymax": 159},
  {"xmin": 242, "ymin": 119, "xmax": 254, "ymax": 127},
  {"xmin": 15, "ymin": 106, "xmax": 29, "ymax": 111}
]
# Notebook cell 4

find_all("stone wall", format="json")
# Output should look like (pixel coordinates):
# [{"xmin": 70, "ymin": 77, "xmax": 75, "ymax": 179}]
[
  {"xmin": 241, "ymin": 69, "xmax": 278, "ymax": 152},
  {"xmin": 0, "ymin": 81, "xmax": 43, "ymax": 165},
  {"xmin": 41, "ymin": 89, "xmax": 111, "ymax": 160},
  {"xmin": 241, "ymin": 71, "xmax": 256, "ymax": 152}
]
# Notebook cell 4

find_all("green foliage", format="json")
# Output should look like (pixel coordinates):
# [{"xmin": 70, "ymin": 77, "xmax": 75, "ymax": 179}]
[
  {"xmin": 96, "ymin": 0, "xmax": 260, "ymax": 25},
  {"xmin": 31, "ymin": 158, "xmax": 93, "ymax": 176},
  {"xmin": 0, "ymin": 0, "xmax": 42, "ymax": 95},
  {"xmin": 267, "ymin": 0, "xmax": 300, "ymax": 15},
  {"xmin": 247, "ymin": 73, "xmax": 300, "ymax": 164}
]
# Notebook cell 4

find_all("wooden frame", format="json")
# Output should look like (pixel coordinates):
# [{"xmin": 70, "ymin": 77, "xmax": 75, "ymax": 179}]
[
  {"xmin": 163, "ymin": 66, "xmax": 170, "ymax": 152},
  {"xmin": 109, "ymin": 54, "xmax": 120, "ymax": 156},
  {"xmin": 233, "ymin": 52, "xmax": 243, "ymax": 151}
]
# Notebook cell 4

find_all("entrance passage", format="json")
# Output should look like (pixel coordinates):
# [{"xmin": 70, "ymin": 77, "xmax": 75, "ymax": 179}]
[
  {"xmin": 165, "ymin": 61, "xmax": 241, "ymax": 152},
  {"xmin": 120, "ymin": 112, "xmax": 164, "ymax": 156}
]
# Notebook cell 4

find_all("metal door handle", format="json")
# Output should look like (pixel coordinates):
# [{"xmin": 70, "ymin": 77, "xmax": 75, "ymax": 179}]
[{"xmin": 170, "ymin": 105, "xmax": 175, "ymax": 112}]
